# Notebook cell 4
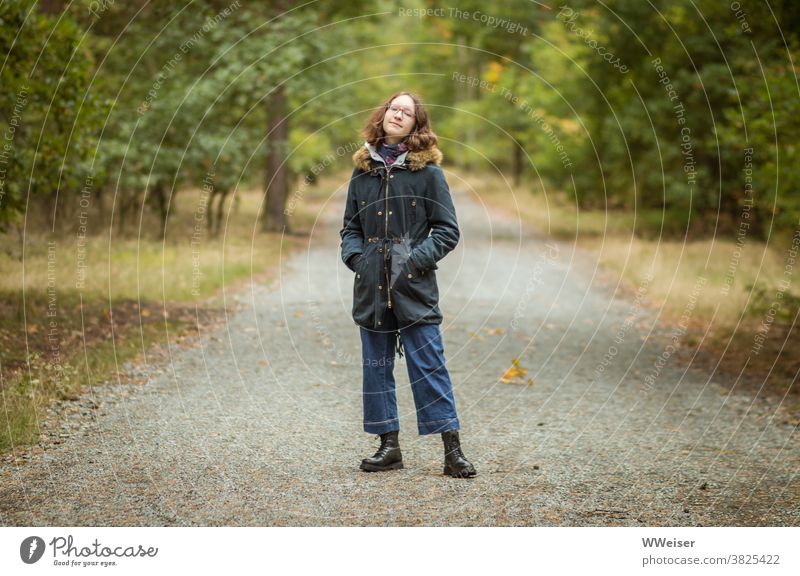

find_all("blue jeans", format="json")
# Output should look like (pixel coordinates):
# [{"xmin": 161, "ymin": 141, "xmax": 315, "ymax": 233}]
[{"xmin": 360, "ymin": 308, "xmax": 460, "ymax": 435}]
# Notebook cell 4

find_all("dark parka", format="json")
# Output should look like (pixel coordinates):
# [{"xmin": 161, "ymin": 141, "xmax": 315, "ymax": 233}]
[{"xmin": 339, "ymin": 142, "xmax": 460, "ymax": 333}]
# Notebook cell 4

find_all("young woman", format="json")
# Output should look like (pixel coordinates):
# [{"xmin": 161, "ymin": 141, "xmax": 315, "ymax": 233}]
[{"xmin": 339, "ymin": 91, "xmax": 476, "ymax": 478}]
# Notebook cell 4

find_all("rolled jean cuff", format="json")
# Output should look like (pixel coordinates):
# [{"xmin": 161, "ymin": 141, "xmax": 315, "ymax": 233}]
[
  {"xmin": 364, "ymin": 417, "xmax": 400, "ymax": 435},
  {"xmin": 418, "ymin": 417, "xmax": 460, "ymax": 436}
]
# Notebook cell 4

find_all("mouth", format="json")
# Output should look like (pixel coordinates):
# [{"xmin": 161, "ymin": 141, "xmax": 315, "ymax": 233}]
[{"xmin": 389, "ymin": 122, "xmax": 401, "ymax": 127}]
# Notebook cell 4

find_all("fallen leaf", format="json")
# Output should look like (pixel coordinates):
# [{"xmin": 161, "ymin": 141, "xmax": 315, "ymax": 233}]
[{"xmin": 501, "ymin": 357, "xmax": 527, "ymax": 383}]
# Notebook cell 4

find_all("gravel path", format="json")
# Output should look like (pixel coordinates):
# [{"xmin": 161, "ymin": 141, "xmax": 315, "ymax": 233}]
[{"xmin": 1, "ymin": 182, "xmax": 798, "ymax": 527}]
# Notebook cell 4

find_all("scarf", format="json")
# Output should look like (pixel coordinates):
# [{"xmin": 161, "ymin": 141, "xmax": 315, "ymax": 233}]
[{"xmin": 377, "ymin": 141, "xmax": 408, "ymax": 167}]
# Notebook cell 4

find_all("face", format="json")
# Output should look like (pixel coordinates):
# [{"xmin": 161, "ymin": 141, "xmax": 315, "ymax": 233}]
[{"xmin": 382, "ymin": 94, "xmax": 416, "ymax": 144}]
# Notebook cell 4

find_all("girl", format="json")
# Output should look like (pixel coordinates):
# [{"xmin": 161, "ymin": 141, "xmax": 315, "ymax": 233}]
[{"xmin": 339, "ymin": 91, "xmax": 476, "ymax": 478}]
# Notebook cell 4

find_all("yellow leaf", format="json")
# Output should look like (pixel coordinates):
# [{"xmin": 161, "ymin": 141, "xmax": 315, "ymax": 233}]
[{"xmin": 501, "ymin": 357, "xmax": 527, "ymax": 383}]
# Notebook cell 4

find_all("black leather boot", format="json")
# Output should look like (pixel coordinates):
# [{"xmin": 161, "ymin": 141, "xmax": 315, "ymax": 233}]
[
  {"xmin": 442, "ymin": 429, "xmax": 477, "ymax": 478},
  {"xmin": 360, "ymin": 430, "xmax": 403, "ymax": 472}
]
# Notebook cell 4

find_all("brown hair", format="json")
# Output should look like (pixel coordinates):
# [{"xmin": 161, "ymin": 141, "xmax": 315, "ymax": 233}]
[{"xmin": 360, "ymin": 91, "xmax": 438, "ymax": 152}]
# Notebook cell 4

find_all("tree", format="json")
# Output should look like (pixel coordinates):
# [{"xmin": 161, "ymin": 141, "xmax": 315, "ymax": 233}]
[{"xmin": 0, "ymin": 0, "xmax": 99, "ymax": 234}]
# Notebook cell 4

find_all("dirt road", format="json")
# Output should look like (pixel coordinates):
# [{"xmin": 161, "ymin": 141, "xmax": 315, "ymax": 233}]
[{"xmin": 1, "ymin": 182, "xmax": 797, "ymax": 526}]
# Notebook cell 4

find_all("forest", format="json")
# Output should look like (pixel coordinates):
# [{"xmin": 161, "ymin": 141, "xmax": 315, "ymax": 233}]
[
  {"xmin": 1, "ymin": 0, "xmax": 799, "ymax": 454},
  {"xmin": 1, "ymin": 0, "xmax": 798, "ymax": 241}
]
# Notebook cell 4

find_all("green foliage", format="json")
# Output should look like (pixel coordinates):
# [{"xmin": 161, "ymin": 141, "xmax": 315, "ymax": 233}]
[
  {"xmin": 747, "ymin": 282, "xmax": 800, "ymax": 322},
  {"xmin": 719, "ymin": 51, "xmax": 800, "ymax": 237},
  {"xmin": 551, "ymin": 0, "xmax": 800, "ymax": 239},
  {"xmin": 0, "ymin": 0, "xmax": 100, "ymax": 231},
  {"xmin": 0, "ymin": 0, "xmax": 798, "ymax": 240}
]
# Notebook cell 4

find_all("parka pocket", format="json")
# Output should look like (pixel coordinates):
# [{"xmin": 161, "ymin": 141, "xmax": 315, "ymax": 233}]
[
  {"xmin": 390, "ymin": 261, "xmax": 439, "ymax": 326},
  {"xmin": 352, "ymin": 243, "xmax": 377, "ymax": 325},
  {"xmin": 389, "ymin": 239, "xmax": 414, "ymax": 289},
  {"xmin": 394, "ymin": 258, "xmax": 436, "ymax": 298}
]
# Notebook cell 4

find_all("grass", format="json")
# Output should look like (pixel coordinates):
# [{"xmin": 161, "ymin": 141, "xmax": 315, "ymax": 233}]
[
  {"xmin": 0, "ymin": 184, "xmax": 320, "ymax": 454},
  {"xmin": 460, "ymin": 169, "xmax": 797, "ymax": 326},
  {"xmin": 1, "ymin": 302, "xmax": 191, "ymax": 450}
]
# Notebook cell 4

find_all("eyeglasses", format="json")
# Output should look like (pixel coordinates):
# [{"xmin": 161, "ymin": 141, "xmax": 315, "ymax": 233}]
[{"xmin": 386, "ymin": 104, "xmax": 415, "ymax": 120}]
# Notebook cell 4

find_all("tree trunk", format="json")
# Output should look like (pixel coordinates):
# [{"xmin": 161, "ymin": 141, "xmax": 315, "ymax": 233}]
[
  {"xmin": 215, "ymin": 190, "xmax": 229, "ymax": 237},
  {"xmin": 154, "ymin": 183, "xmax": 169, "ymax": 239},
  {"xmin": 261, "ymin": 84, "xmax": 290, "ymax": 233},
  {"xmin": 118, "ymin": 192, "xmax": 127, "ymax": 237},
  {"xmin": 512, "ymin": 139, "xmax": 523, "ymax": 187},
  {"xmin": 143, "ymin": 183, "xmax": 169, "ymax": 239},
  {"xmin": 206, "ymin": 189, "xmax": 217, "ymax": 235}
]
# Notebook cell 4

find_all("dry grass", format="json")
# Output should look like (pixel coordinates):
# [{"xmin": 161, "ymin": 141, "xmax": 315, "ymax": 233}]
[
  {"xmin": 1, "ymin": 187, "xmax": 302, "ymax": 304},
  {"xmin": 592, "ymin": 237, "xmax": 795, "ymax": 329},
  {"xmin": 460, "ymin": 168, "xmax": 798, "ymax": 330}
]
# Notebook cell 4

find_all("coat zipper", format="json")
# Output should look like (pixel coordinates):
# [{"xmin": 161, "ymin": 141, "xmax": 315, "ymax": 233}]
[{"xmin": 385, "ymin": 168, "xmax": 392, "ymax": 309}]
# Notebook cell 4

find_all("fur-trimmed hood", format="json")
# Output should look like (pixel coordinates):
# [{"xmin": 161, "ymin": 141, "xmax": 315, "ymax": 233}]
[{"xmin": 352, "ymin": 142, "xmax": 443, "ymax": 172}]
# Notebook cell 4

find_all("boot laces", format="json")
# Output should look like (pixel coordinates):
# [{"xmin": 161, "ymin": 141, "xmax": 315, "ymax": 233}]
[
  {"xmin": 374, "ymin": 434, "xmax": 394, "ymax": 456},
  {"xmin": 445, "ymin": 439, "xmax": 464, "ymax": 459}
]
